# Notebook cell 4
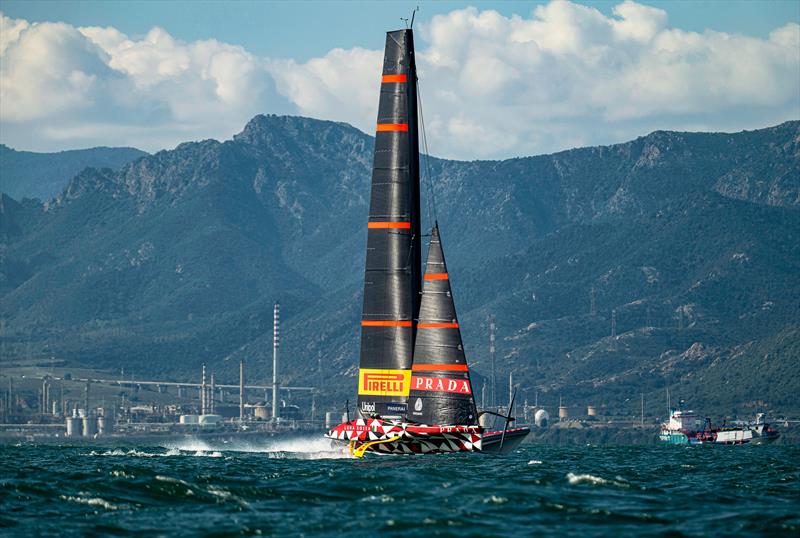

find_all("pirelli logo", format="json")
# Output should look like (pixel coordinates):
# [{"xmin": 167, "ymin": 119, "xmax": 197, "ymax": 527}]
[{"xmin": 358, "ymin": 368, "xmax": 411, "ymax": 397}]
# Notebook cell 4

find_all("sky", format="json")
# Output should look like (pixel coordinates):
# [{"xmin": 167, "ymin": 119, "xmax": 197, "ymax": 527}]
[{"xmin": 1, "ymin": 0, "xmax": 798, "ymax": 160}]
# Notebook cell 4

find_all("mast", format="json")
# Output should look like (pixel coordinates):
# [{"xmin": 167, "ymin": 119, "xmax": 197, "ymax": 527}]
[
  {"xmin": 357, "ymin": 29, "xmax": 421, "ymax": 419},
  {"xmin": 408, "ymin": 224, "xmax": 478, "ymax": 426},
  {"xmin": 407, "ymin": 31, "xmax": 422, "ymax": 325}
]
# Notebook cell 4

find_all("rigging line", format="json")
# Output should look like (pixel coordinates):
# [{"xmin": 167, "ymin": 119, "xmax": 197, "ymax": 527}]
[
  {"xmin": 416, "ymin": 77, "xmax": 438, "ymax": 226},
  {"xmin": 416, "ymin": 78, "xmax": 433, "ymax": 228}
]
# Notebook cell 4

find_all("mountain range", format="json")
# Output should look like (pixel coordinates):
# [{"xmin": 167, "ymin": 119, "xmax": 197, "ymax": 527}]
[
  {"xmin": 1, "ymin": 115, "xmax": 798, "ymax": 417},
  {"xmin": 0, "ymin": 144, "xmax": 148, "ymax": 201}
]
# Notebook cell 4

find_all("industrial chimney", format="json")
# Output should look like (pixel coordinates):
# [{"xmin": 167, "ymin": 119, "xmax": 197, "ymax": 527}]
[{"xmin": 272, "ymin": 303, "xmax": 280, "ymax": 422}]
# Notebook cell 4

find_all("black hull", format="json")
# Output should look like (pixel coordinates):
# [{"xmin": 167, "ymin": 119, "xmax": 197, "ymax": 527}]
[{"xmin": 480, "ymin": 427, "xmax": 530, "ymax": 454}]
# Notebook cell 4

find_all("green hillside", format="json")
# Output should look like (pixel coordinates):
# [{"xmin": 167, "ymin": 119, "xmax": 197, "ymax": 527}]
[{"xmin": 1, "ymin": 116, "xmax": 797, "ymax": 418}]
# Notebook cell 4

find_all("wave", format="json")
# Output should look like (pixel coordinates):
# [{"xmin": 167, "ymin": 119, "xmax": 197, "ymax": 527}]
[
  {"xmin": 2, "ymin": 444, "xmax": 797, "ymax": 536},
  {"xmin": 155, "ymin": 475, "xmax": 192, "ymax": 486},
  {"xmin": 87, "ymin": 448, "xmax": 178, "ymax": 457},
  {"xmin": 59, "ymin": 495, "xmax": 126, "ymax": 511},
  {"xmin": 567, "ymin": 472, "xmax": 609, "ymax": 485},
  {"xmin": 207, "ymin": 485, "xmax": 252, "ymax": 510},
  {"xmin": 83, "ymin": 438, "xmax": 346, "ymax": 459},
  {"xmin": 87, "ymin": 447, "xmax": 223, "ymax": 458},
  {"xmin": 566, "ymin": 472, "xmax": 629, "ymax": 488}
]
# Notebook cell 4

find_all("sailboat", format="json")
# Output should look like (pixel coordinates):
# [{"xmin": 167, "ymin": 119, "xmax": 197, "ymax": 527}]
[{"xmin": 325, "ymin": 27, "xmax": 530, "ymax": 456}]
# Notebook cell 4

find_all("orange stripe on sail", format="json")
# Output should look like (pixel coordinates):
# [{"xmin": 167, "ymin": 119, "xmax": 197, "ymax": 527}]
[
  {"xmin": 361, "ymin": 320, "xmax": 412, "ymax": 327},
  {"xmin": 424, "ymin": 273, "xmax": 449, "ymax": 280},
  {"xmin": 412, "ymin": 364, "xmax": 469, "ymax": 372},
  {"xmin": 376, "ymin": 123, "xmax": 408, "ymax": 132},
  {"xmin": 382, "ymin": 74, "xmax": 407, "ymax": 83},
  {"xmin": 368, "ymin": 222, "xmax": 411, "ymax": 229},
  {"xmin": 418, "ymin": 322, "xmax": 459, "ymax": 329}
]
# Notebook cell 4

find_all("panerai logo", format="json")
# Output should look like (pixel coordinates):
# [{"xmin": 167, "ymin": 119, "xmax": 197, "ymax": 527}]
[
  {"xmin": 414, "ymin": 398, "xmax": 423, "ymax": 411},
  {"xmin": 386, "ymin": 403, "xmax": 407, "ymax": 413},
  {"xmin": 361, "ymin": 401, "xmax": 376, "ymax": 413}
]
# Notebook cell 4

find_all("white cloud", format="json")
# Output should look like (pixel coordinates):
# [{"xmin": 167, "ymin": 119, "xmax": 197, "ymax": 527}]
[
  {"xmin": 270, "ymin": 2, "xmax": 798, "ymax": 158},
  {"xmin": 267, "ymin": 47, "xmax": 382, "ymax": 129},
  {"xmin": 611, "ymin": 0, "xmax": 668, "ymax": 42},
  {"xmin": 0, "ymin": 19, "xmax": 110, "ymax": 122},
  {"xmin": 0, "ymin": 13, "xmax": 291, "ymax": 152},
  {"xmin": 0, "ymin": 12, "xmax": 28, "ymax": 55},
  {"xmin": 1, "ymin": 3, "xmax": 798, "ymax": 158}
]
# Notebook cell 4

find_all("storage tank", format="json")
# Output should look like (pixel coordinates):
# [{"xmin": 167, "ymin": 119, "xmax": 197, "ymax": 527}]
[
  {"xmin": 325, "ymin": 412, "xmax": 337, "ymax": 429},
  {"xmin": 587, "ymin": 405, "xmax": 597, "ymax": 417},
  {"xmin": 478, "ymin": 412, "xmax": 492, "ymax": 428},
  {"xmin": 82, "ymin": 416, "xmax": 97, "ymax": 437},
  {"xmin": 65, "ymin": 417, "xmax": 82, "ymax": 437},
  {"xmin": 97, "ymin": 416, "xmax": 108, "ymax": 435},
  {"xmin": 558, "ymin": 405, "xmax": 569, "ymax": 420},
  {"xmin": 199, "ymin": 414, "xmax": 222, "ymax": 427},
  {"xmin": 179, "ymin": 414, "xmax": 199, "ymax": 425},
  {"xmin": 534, "ymin": 409, "xmax": 550, "ymax": 428},
  {"xmin": 254, "ymin": 405, "xmax": 270, "ymax": 420}
]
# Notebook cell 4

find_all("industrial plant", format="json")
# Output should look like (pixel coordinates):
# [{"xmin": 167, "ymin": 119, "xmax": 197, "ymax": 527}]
[
  {"xmin": 1, "ymin": 303, "xmax": 686, "ymax": 444},
  {"xmin": 0, "ymin": 303, "xmax": 326, "ymax": 442}
]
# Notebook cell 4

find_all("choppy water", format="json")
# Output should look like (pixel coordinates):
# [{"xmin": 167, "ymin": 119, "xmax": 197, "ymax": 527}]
[{"xmin": 1, "ymin": 438, "xmax": 797, "ymax": 537}]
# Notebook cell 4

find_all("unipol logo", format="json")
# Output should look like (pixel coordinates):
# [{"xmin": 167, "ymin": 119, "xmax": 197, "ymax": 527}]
[
  {"xmin": 411, "ymin": 376, "xmax": 471, "ymax": 394},
  {"xmin": 361, "ymin": 401, "xmax": 376, "ymax": 413}
]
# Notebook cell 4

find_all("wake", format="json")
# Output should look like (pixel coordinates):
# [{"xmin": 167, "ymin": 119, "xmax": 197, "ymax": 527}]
[{"xmin": 161, "ymin": 435, "xmax": 350, "ymax": 460}]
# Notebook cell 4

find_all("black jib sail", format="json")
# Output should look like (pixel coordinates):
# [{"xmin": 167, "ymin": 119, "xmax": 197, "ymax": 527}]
[
  {"xmin": 357, "ymin": 29, "xmax": 422, "ymax": 419},
  {"xmin": 408, "ymin": 224, "xmax": 478, "ymax": 426}
]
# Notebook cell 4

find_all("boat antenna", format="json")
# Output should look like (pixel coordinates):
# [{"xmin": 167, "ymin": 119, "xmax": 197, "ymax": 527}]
[{"xmin": 402, "ymin": 7, "xmax": 419, "ymax": 29}]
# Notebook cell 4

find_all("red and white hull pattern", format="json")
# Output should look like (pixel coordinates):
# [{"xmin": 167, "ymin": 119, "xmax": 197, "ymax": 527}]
[{"xmin": 326, "ymin": 418, "xmax": 482, "ymax": 455}]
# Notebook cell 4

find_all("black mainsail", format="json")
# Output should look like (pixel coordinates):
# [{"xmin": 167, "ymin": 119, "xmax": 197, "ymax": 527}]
[
  {"xmin": 357, "ymin": 29, "xmax": 422, "ymax": 419},
  {"xmin": 408, "ymin": 224, "xmax": 478, "ymax": 426}
]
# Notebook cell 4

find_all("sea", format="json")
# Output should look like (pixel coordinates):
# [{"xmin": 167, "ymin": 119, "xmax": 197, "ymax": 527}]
[{"xmin": 1, "ymin": 439, "xmax": 797, "ymax": 537}]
